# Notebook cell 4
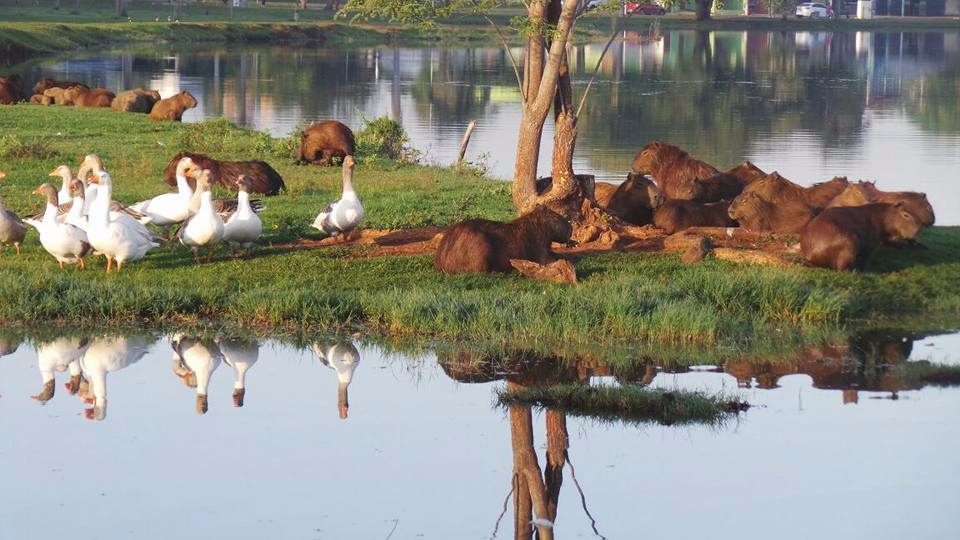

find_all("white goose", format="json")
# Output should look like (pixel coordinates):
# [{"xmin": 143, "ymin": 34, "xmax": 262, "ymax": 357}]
[
  {"xmin": 49, "ymin": 164, "xmax": 74, "ymax": 205},
  {"xmin": 25, "ymin": 183, "xmax": 92, "ymax": 269},
  {"xmin": 76, "ymin": 154, "xmax": 146, "ymax": 223},
  {"xmin": 313, "ymin": 341, "xmax": 360, "ymax": 419},
  {"xmin": 0, "ymin": 171, "xmax": 27, "ymax": 255},
  {"xmin": 87, "ymin": 170, "xmax": 159, "ymax": 272},
  {"xmin": 130, "ymin": 156, "xmax": 198, "ymax": 239},
  {"xmin": 178, "ymin": 170, "xmax": 224, "ymax": 264},
  {"xmin": 222, "ymin": 174, "xmax": 262, "ymax": 256},
  {"xmin": 63, "ymin": 179, "xmax": 89, "ymax": 231},
  {"xmin": 312, "ymin": 155, "xmax": 363, "ymax": 241},
  {"xmin": 31, "ymin": 335, "xmax": 90, "ymax": 403},
  {"xmin": 216, "ymin": 336, "xmax": 259, "ymax": 407},
  {"xmin": 171, "ymin": 335, "xmax": 223, "ymax": 414}
]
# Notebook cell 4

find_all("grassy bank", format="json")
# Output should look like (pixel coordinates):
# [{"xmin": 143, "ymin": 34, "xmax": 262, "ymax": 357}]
[
  {"xmin": 3, "ymin": 0, "xmax": 958, "ymax": 63},
  {"xmin": 1, "ymin": 105, "xmax": 959, "ymax": 348}
]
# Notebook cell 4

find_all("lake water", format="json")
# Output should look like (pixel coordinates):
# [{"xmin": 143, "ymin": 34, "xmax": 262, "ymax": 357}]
[
  {"xmin": 16, "ymin": 29, "xmax": 960, "ymax": 224},
  {"xmin": 1, "ymin": 328, "xmax": 959, "ymax": 539}
]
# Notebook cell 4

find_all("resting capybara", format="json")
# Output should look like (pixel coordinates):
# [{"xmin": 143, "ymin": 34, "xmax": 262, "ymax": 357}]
[
  {"xmin": 630, "ymin": 141, "xmax": 720, "ymax": 199},
  {"xmin": 595, "ymin": 173, "xmax": 665, "ymax": 226},
  {"xmin": 683, "ymin": 167, "xmax": 764, "ymax": 203},
  {"xmin": 742, "ymin": 172, "xmax": 848, "ymax": 210},
  {"xmin": 726, "ymin": 160, "xmax": 767, "ymax": 186},
  {"xmin": 149, "ymin": 91, "xmax": 198, "ymax": 121},
  {"xmin": 653, "ymin": 200, "xmax": 736, "ymax": 234},
  {"xmin": 162, "ymin": 152, "xmax": 286, "ymax": 195},
  {"xmin": 800, "ymin": 203, "xmax": 923, "ymax": 271},
  {"xmin": 43, "ymin": 87, "xmax": 74, "ymax": 106},
  {"xmin": 32, "ymin": 77, "xmax": 88, "ymax": 95},
  {"xmin": 297, "ymin": 120, "xmax": 356, "ymax": 165},
  {"xmin": 112, "ymin": 88, "xmax": 162, "ymax": 113},
  {"xmin": 30, "ymin": 94, "xmax": 54, "ymax": 105},
  {"xmin": 827, "ymin": 181, "xmax": 934, "ymax": 227},
  {"xmin": 0, "ymin": 75, "xmax": 25, "ymax": 104},
  {"xmin": 435, "ymin": 205, "xmax": 572, "ymax": 274},
  {"xmin": 63, "ymin": 87, "xmax": 115, "ymax": 108},
  {"xmin": 728, "ymin": 191, "xmax": 816, "ymax": 234}
]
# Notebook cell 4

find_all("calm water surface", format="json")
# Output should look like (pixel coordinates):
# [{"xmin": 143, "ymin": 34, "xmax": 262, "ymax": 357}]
[
  {"xmin": 1, "ymin": 328, "xmax": 958, "ymax": 539},
  {"xmin": 20, "ymin": 30, "xmax": 960, "ymax": 224}
]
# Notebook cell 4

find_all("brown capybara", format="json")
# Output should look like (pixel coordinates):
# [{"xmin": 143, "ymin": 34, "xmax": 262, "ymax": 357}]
[
  {"xmin": 800, "ymin": 203, "xmax": 923, "ymax": 271},
  {"xmin": 30, "ymin": 94, "xmax": 54, "ymax": 105},
  {"xmin": 64, "ymin": 87, "xmax": 115, "ymax": 108},
  {"xmin": 32, "ymin": 77, "xmax": 88, "ymax": 95},
  {"xmin": 743, "ymin": 172, "xmax": 848, "ymax": 210},
  {"xmin": 0, "ymin": 75, "xmax": 25, "ymax": 104},
  {"xmin": 161, "ymin": 152, "xmax": 286, "ymax": 196},
  {"xmin": 653, "ymin": 200, "xmax": 736, "ymax": 234},
  {"xmin": 435, "ymin": 205, "xmax": 572, "ymax": 274},
  {"xmin": 111, "ymin": 88, "xmax": 162, "ymax": 113},
  {"xmin": 297, "ymin": 120, "xmax": 356, "ymax": 165},
  {"xmin": 43, "ymin": 87, "xmax": 74, "ymax": 106},
  {"xmin": 670, "ymin": 177, "xmax": 708, "ymax": 201},
  {"xmin": 630, "ymin": 141, "xmax": 720, "ymax": 199},
  {"xmin": 596, "ymin": 173, "xmax": 665, "ymax": 226},
  {"xmin": 726, "ymin": 160, "xmax": 767, "ymax": 186},
  {"xmin": 827, "ymin": 181, "xmax": 934, "ymax": 227},
  {"xmin": 149, "ymin": 91, "xmax": 198, "ymax": 121},
  {"xmin": 683, "ymin": 170, "xmax": 756, "ymax": 203},
  {"xmin": 727, "ymin": 191, "xmax": 816, "ymax": 234}
]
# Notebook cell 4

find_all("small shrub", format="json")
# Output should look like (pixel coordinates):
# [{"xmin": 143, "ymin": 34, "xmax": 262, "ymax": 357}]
[
  {"xmin": 271, "ymin": 123, "xmax": 306, "ymax": 160},
  {"xmin": 355, "ymin": 115, "xmax": 420, "ymax": 163},
  {"xmin": 178, "ymin": 118, "xmax": 237, "ymax": 153},
  {"xmin": 0, "ymin": 135, "xmax": 60, "ymax": 161}
]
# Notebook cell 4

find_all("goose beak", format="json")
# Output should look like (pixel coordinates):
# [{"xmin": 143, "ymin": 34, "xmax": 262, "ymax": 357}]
[
  {"xmin": 339, "ymin": 403, "xmax": 349, "ymax": 419},
  {"xmin": 48, "ymin": 169, "xmax": 59, "ymax": 178},
  {"xmin": 232, "ymin": 388, "xmax": 245, "ymax": 407},
  {"xmin": 196, "ymin": 394, "xmax": 209, "ymax": 414},
  {"xmin": 89, "ymin": 172, "xmax": 100, "ymax": 184},
  {"xmin": 32, "ymin": 186, "xmax": 43, "ymax": 195},
  {"xmin": 0, "ymin": 171, "xmax": 6, "ymax": 181}
]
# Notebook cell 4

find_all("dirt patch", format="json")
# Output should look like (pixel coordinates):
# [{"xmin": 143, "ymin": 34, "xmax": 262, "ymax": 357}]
[{"xmin": 277, "ymin": 225, "xmax": 802, "ymax": 266}]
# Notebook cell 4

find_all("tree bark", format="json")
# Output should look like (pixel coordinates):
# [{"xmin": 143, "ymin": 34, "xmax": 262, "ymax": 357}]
[
  {"xmin": 544, "ymin": 410, "xmax": 568, "ymax": 523},
  {"xmin": 511, "ymin": 0, "xmax": 582, "ymax": 215},
  {"xmin": 508, "ymin": 383, "xmax": 555, "ymax": 540},
  {"xmin": 695, "ymin": 0, "xmax": 712, "ymax": 20}
]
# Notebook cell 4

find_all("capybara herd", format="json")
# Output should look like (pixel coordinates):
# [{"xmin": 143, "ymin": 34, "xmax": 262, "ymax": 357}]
[
  {"xmin": 434, "ymin": 139, "xmax": 934, "ymax": 276},
  {"xmin": 2, "ymin": 74, "xmax": 196, "ymax": 121}
]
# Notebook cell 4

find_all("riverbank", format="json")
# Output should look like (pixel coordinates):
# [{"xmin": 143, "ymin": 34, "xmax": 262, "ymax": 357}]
[
  {"xmin": 1, "ymin": 106, "xmax": 958, "ymax": 349},
  {"xmin": 3, "ymin": 1, "xmax": 959, "ymax": 64}
]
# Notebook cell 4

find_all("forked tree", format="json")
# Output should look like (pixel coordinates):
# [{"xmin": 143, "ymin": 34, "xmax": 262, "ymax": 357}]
[{"xmin": 340, "ymin": 0, "xmax": 643, "ymax": 223}]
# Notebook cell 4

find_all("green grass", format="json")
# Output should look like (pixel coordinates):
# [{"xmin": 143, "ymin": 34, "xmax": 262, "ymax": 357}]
[
  {"xmin": 498, "ymin": 384, "xmax": 748, "ymax": 426},
  {"xmin": 0, "ymin": 105, "xmax": 959, "ymax": 350}
]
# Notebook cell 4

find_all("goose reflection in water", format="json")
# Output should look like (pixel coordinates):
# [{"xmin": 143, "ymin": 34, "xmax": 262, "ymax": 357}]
[
  {"xmin": 31, "ymin": 336, "xmax": 90, "ymax": 403},
  {"xmin": 312, "ymin": 340, "xmax": 360, "ymax": 419},
  {"xmin": 171, "ymin": 334, "xmax": 223, "ymax": 414},
  {"xmin": 0, "ymin": 331, "xmax": 23, "ymax": 357},
  {"xmin": 216, "ymin": 336, "xmax": 259, "ymax": 407},
  {"xmin": 76, "ymin": 334, "xmax": 154, "ymax": 421}
]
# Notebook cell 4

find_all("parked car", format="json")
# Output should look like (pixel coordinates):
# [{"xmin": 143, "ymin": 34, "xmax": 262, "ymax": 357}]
[
  {"xmin": 795, "ymin": 2, "xmax": 834, "ymax": 18},
  {"xmin": 626, "ymin": 2, "xmax": 667, "ymax": 15}
]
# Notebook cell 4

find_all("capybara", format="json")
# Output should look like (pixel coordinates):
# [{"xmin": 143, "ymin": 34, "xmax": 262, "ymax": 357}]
[
  {"xmin": 827, "ymin": 181, "xmax": 934, "ymax": 227},
  {"xmin": 162, "ymin": 152, "xmax": 286, "ymax": 196},
  {"xmin": 297, "ymin": 120, "xmax": 356, "ymax": 165},
  {"xmin": 149, "ymin": 91, "xmax": 198, "ymax": 121},
  {"xmin": 435, "ymin": 205, "xmax": 573, "ymax": 274},
  {"xmin": 726, "ymin": 160, "xmax": 767, "ymax": 186},
  {"xmin": 29, "ymin": 94, "xmax": 54, "ymax": 105},
  {"xmin": 43, "ymin": 87, "xmax": 73, "ymax": 106},
  {"xmin": 595, "ymin": 173, "xmax": 665, "ymax": 226},
  {"xmin": 653, "ymin": 200, "xmax": 736, "ymax": 234},
  {"xmin": 112, "ymin": 88, "xmax": 162, "ymax": 113},
  {"xmin": 728, "ymin": 191, "xmax": 816, "ymax": 234},
  {"xmin": 32, "ymin": 77, "xmax": 88, "ymax": 95},
  {"xmin": 630, "ymin": 141, "xmax": 720, "ymax": 199},
  {"xmin": 0, "ymin": 75, "xmax": 25, "ymax": 104},
  {"xmin": 800, "ymin": 203, "xmax": 923, "ymax": 271},
  {"xmin": 683, "ymin": 171, "xmax": 752, "ymax": 202},
  {"xmin": 743, "ymin": 172, "xmax": 848, "ymax": 210},
  {"xmin": 64, "ymin": 87, "xmax": 115, "ymax": 108}
]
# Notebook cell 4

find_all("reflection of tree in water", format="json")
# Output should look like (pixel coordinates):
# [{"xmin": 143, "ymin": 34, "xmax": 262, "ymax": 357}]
[
  {"xmin": 408, "ymin": 48, "xmax": 499, "ymax": 126},
  {"xmin": 577, "ymin": 31, "xmax": 868, "ymax": 172}
]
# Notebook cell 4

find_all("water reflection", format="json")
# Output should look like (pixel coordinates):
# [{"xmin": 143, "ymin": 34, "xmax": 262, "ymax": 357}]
[
  {"xmin": 171, "ymin": 334, "xmax": 223, "ymax": 414},
  {"xmin": 216, "ymin": 336, "xmax": 259, "ymax": 408},
  {"xmin": 31, "ymin": 336, "xmax": 88, "ymax": 403},
  {"xmin": 77, "ymin": 334, "xmax": 154, "ymax": 421},
  {"xmin": 16, "ymin": 29, "xmax": 960, "ymax": 223},
  {"xmin": 313, "ymin": 340, "xmax": 360, "ymax": 419}
]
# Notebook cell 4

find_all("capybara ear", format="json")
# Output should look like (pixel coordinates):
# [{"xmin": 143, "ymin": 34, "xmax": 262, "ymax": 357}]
[{"xmin": 894, "ymin": 200, "xmax": 905, "ymax": 209}]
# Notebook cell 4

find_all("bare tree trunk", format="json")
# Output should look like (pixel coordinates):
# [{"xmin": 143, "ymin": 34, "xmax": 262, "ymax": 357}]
[
  {"xmin": 508, "ymin": 383, "xmax": 555, "ymax": 540},
  {"xmin": 695, "ymin": 0, "xmax": 712, "ymax": 20},
  {"xmin": 544, "ymin": 410, "xmax": 569, "ymax": 523},
  {"xmin": 511, "ymin": 0, "xmax": 582, "ymax": 214}
]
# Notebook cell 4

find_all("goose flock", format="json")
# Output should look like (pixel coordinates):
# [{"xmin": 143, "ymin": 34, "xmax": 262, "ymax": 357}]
[{"xmin": 0, "ymin": 152, "xmax": 363, "ymax": 271}]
